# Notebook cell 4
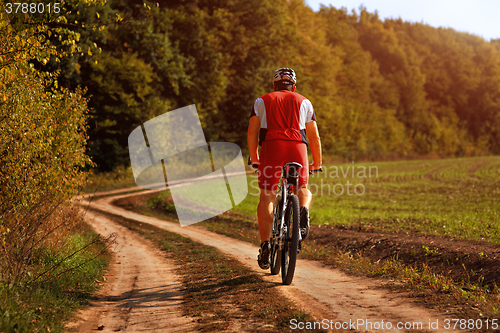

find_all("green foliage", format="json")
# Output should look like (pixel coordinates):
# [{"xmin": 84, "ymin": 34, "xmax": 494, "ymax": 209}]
[
  {"xmin": 0, "ymin": 0, "xmax": 97, "ymax": 288},
  {"xmin": 30, "ymin": 0, "xmax": 500, "ymax": 172},
  {"xmin": 0, "ymin": 64, "xmax": 92, "ymax": 273},
  {"xmin": 76, "ymin": 0, "xmax": 187, "ymax": 171},
  {"xmin": 0, "ymin": 68, "xmax": 91, "ymax": 212}
]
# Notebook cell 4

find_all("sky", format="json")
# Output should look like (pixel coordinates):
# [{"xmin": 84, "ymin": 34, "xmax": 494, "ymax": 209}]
[{"xmin": 305, "ymin": 0, "xmax": 500, "ymax": 41}]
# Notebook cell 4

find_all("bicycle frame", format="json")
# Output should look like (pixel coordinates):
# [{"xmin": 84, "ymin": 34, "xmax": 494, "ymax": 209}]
[{"xmin": 273, "ymin": 162, "xmax": 303, "ymax": 250}]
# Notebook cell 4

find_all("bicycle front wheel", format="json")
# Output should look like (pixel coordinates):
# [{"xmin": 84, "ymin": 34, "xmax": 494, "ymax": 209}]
[
  {"xmin": 270, "ymin": 238, "xmax": 281, "ymax": 275},
  {"xmin": 281, "ymin": 194, "xmax": 300, "ymax": 285}
]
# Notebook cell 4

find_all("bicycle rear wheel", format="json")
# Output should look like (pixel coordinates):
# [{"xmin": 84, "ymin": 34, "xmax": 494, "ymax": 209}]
[{"xmin": 281, "ymin": 194, "xmax": 300, "ymax": 285}]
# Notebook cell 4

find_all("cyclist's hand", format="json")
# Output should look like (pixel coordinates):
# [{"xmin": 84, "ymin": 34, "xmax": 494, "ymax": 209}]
[
  {"xmin": 309, "ymin": 164, "xmax": 323, "ymax": 174},
  {"xmin": 248, "ymin": 157, "xmax": 260, "ymax": 169}
]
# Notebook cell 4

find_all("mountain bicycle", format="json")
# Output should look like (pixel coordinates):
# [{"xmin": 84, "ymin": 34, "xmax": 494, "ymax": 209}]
[
  {"xmin": 269, "ymin": 161, "xmax": 303, "ymax": 284},
  {"xmin": 248, "ymin": 157, "xmax": 322, "ymax": 285}
]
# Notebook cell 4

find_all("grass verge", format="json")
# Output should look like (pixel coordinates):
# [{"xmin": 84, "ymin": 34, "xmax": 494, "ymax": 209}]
[
  {"xmin": 84, "ymin": 165, "xmax": 137, "ymax": 194},
  {"xmin": 0, "ymin": 224, "xmax": 111, "ymax": 333},
  {"xmin": 299, "ymin": 240, "xmax": 500, "ymax": 321}
]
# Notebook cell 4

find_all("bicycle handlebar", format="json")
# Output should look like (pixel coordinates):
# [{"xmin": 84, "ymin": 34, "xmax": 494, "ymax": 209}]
[
  {"xmin": 248, "ymin": 157, "xmax": 322, "ymax": 174},
  {"xmin": 247, "ymin": 157, "xmax": 259, "ymax": 169}
]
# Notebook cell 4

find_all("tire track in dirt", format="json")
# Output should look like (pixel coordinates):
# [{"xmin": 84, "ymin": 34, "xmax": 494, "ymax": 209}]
[
  {"xmin": 423, "ymin": 166, "xmax": 450, "ymax": 182},
  {"xmin": 467, "ymin": 161, "xmax": 491, "ymax": 180},
  {"xmin": 66, "ymin": 208, "xmax": 195, "ymax": 332},
  {"xmin": 82, "ymin": 187, "xmax": 462, "ymax": 333}
]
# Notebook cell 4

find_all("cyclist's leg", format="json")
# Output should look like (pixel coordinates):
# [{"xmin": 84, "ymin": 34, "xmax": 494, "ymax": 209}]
[
  {"xmin": 298, "ymin": 185, "xmax": 312, "ymax": 209},
  {"xmin": 287, "ymin": 143, "xmax": 311, "ymax": 240},
  {"xmin": 297, "ymin": 185, "xmax": 312, "ymax": 241},
  {"xmin": 257, "ymin": 141, "xmax": 282, "ymax": 269},
  {"xmin": 257, "ymin": 142, "xmax": 282, "ymax": 241},
  {"xmin": 257, "ymin": 189, "xmax": 276, "ymax": 242},
  {"xmin": 257, "ymin": 190, "xmax": 274, "ymax": 269},
  {"xmin": 286, "ymin": 142, "xmax": 311, "ymax": 208},
  {"xmin": 276, "ymin": 141, "xmax": 311, "ymax": 242}
]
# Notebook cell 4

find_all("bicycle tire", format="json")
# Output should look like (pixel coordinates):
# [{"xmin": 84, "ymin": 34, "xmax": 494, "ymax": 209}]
[
  {"xmin": 270, "ymin": 240, "xmax": 281, "ymax": 275},
  {"xmin": 281, "ymin": 194, "xmax": 300, "ymax": 285},
  {"xmin": 270, "ymin": 195, "xmax": 282, "ymax": 275}
]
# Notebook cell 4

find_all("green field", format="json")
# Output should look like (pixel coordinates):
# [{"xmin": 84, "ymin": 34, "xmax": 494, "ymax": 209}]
[{"xmin": 233, "ymin": 156, "xmax": 500, "ymax": 243}]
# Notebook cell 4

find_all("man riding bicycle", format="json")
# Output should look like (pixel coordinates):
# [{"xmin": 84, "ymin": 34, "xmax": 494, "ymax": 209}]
[{"xmin": 247, "ymin": 67, "xmax": 322, "ymax": 269}]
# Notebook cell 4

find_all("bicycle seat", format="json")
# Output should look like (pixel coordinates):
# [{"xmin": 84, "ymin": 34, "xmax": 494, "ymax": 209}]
[
  {"xmin": 284, "ymin": 162, "xmax": 303, "ymax": 186},
  {"xmin": 284, "ymin": 162, "xmax": 303, "ymax": 169}
]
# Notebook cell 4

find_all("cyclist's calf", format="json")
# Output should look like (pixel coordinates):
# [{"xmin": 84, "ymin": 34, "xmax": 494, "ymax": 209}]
[
  {"xmin": 257, "ymin": 189, "xmax": 276, "ymax": 242},
  {"xmin": 297, "ymin": 186, "xmax": 313, "ymax": 209}
]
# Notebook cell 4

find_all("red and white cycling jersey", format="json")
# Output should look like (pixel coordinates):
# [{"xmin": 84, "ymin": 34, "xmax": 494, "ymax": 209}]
[{"xmin": 250, "ymin": 90, "xmax": 316, "ymax": 145}]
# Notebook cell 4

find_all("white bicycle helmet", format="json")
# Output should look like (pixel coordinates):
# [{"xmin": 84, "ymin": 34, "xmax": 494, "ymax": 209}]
[{"xmin": 273, "ymin": 67, "xmax": 296, "ymax": 85}]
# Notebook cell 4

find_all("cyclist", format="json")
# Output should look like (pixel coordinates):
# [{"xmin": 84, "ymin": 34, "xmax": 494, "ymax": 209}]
[{"xmin": 247, "ymin": 67, "xmax": 322, "ymax": 269}]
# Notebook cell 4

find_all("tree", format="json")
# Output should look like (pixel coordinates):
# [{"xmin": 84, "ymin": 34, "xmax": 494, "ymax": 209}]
[{"xmin": 77, "ymin": 0, "xmax": 188, "ymax": 171}]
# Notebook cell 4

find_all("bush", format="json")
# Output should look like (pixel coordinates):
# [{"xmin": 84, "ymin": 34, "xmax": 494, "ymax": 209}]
[{"xmin": 0, "ymin": 0, "xmax": 96, "ymax": 289}]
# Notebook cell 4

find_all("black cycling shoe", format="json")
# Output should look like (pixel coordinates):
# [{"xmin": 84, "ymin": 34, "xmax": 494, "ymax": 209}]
[
  {"xmin": 257, "ymin": 241, "xmax": 270, "ymax": 269},
  {"xmin": 300, "ymin": 206, "xmax": 310, "ymax": 240}
]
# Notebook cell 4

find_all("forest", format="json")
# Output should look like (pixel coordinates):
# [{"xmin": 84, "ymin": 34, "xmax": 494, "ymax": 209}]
[{"xmin": 2, "ymin": 0, "xmax": 500, "ymax": 175}]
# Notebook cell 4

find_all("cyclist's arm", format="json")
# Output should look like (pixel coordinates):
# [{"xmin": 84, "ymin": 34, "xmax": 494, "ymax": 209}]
[
  {"xmin": 306, "ymin": 121, "xmax": 322, "ymax": 169},
  {"xmin": 248, "ymin": 116, "xmax": 261, "ymax": 163}
]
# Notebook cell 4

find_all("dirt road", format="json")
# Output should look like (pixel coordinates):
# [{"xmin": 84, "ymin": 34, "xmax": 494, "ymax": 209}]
[
  {"xmin": 66, "ymin": 200, "xmax": 195, "ymax": 332},
  {"xmin": 69, "ymin": 187, "xmax": 461, "ymax": 332}
]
